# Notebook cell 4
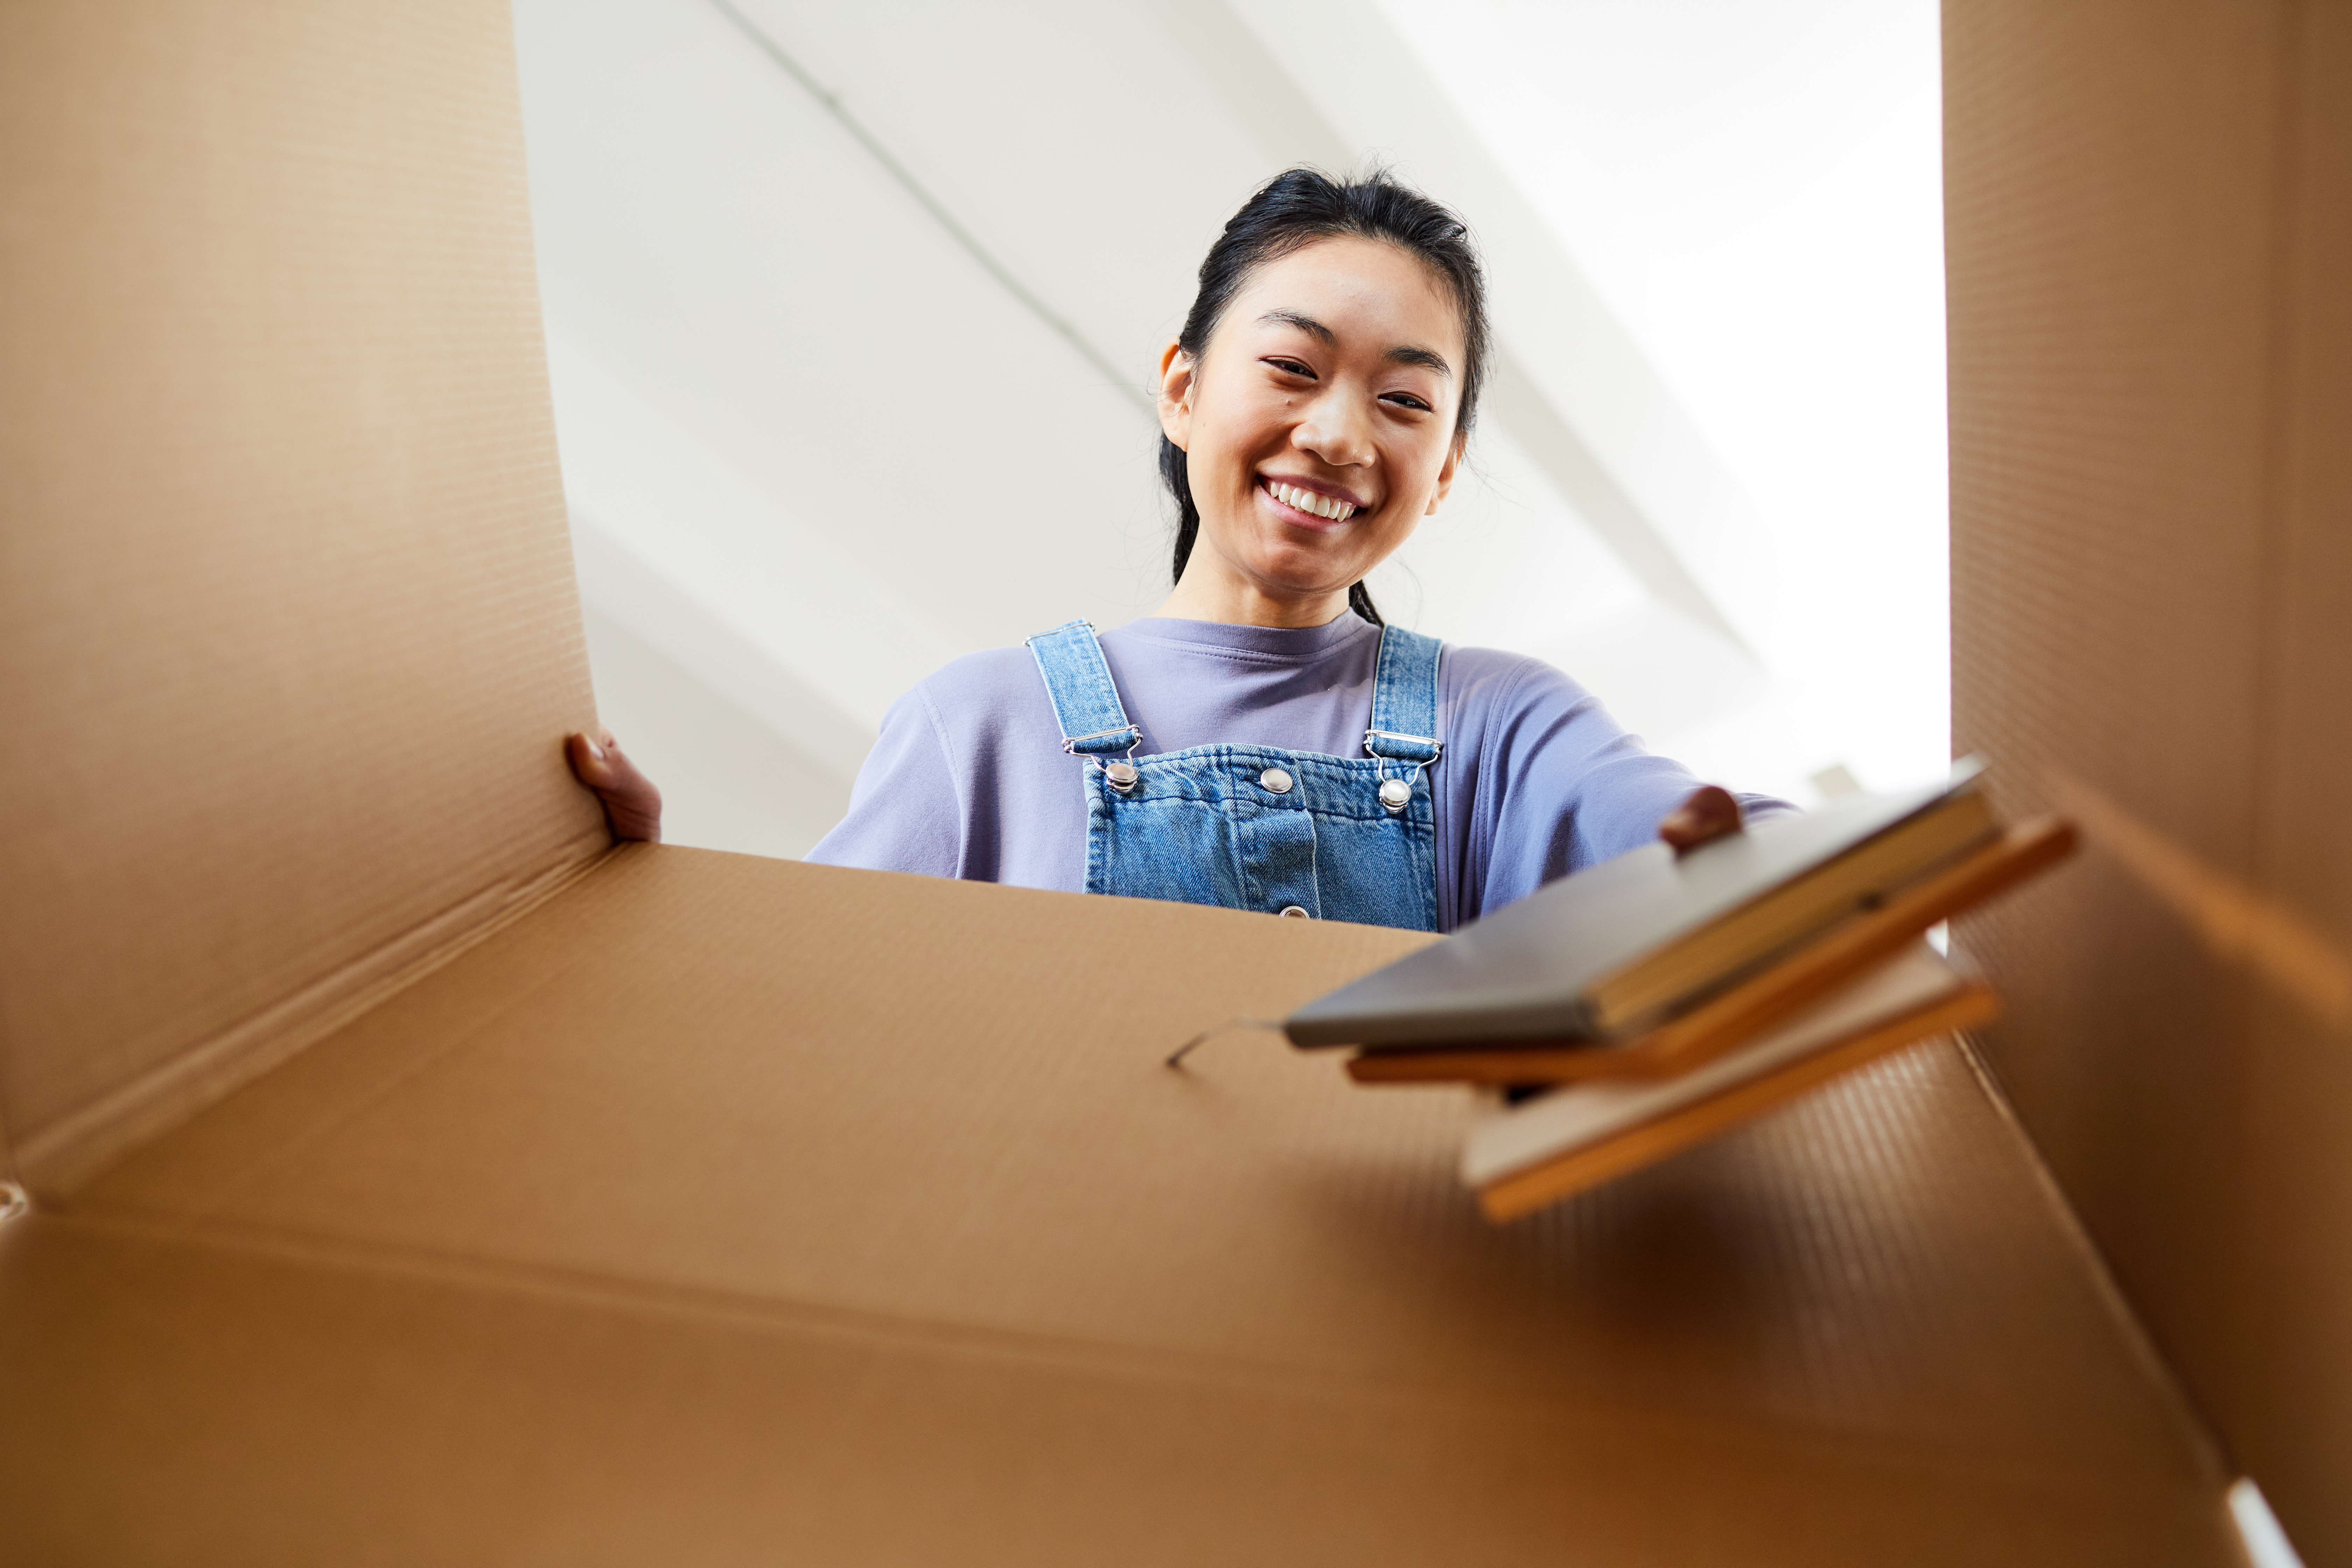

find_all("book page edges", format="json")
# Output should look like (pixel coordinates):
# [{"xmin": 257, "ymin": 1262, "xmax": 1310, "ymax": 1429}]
[
  {"xmin": 1464, "ymin": 946, "xmax": 1979, "ymax": 1190},
  {"xmin": 1473, "ymin": 984, "xmax": 2003, "ymax": 1221},
  {"xmin": 1587, "ymin": 790, "xmax": 2000, "ymax": 1029}
]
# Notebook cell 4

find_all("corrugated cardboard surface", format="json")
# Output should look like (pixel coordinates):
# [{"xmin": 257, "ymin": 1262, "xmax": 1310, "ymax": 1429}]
[
  {"xmin": 0, "ymin": 0, "xmax": 605, "ymax": 1192},
  {"xmin": 0, "ymin": 0, "xmax": 2258, "ymax": 1558},
  {"xmin": 7, "ymin": 847, "xmax": 2238, "ymax": 1563},
  {"xmin": 1947, "ymin": 0, "xmax": 2352, "ymax": 1556}
]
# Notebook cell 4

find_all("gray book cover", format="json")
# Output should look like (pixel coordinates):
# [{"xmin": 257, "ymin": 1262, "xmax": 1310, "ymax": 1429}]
[{"xmin": 1286, "ymin": 767, "xmax": 1981, "ymax": 1050}]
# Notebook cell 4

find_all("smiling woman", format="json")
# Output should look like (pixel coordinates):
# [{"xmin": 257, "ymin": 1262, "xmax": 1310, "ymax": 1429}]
[
  {"xmin": 1155, "ymin": 173, "xmax": 1488, "ymax": 631},
  {"xmin": 571, "ymin": 169, "xmax": 1783, "ymax": 932}
]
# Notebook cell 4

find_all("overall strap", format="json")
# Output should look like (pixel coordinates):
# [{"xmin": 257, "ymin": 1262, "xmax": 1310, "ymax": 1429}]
[
  {"xmin": 1024, "ymin": 621, "xmax": 1143, "ymax": 756},
  {"xmin": 1364, "ymin": 625, "xmax": 1443, "ymax": 766}
]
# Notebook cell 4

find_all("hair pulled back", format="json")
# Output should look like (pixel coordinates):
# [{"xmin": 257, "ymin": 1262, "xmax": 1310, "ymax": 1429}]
[{"xmin": 1162, "ymin": 167, "xmax": 1490, "ymax": 626}]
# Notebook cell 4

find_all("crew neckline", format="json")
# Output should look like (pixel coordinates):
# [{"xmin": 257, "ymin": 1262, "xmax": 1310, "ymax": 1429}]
[{"xmin": 1111, "ymin": 614, "xmax": 1378, "ymax": 661}]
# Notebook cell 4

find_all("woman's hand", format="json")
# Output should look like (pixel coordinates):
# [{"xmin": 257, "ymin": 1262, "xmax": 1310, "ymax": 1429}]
[
  {"xmin": 567, "ymin": 728, "xmax": 663, "ymax": 843},
  {"xmin": 1658, "ymin": 784, "xmax": 1743, "ymax": 854}
]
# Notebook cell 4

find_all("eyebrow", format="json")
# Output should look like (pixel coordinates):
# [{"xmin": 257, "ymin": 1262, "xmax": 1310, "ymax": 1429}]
[{"xmin": 1257, "ymin": 309, "xmax": 1454, "ymax": 379}]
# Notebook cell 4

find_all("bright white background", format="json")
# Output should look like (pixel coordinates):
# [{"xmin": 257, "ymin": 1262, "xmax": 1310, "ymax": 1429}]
[{"xmin": 514, "ymin": 0, "xmax": 1950, "ymax": 859}]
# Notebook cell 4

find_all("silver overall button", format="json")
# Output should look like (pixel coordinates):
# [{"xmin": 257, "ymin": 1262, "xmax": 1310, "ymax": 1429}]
[
  {"xmin": 1104, "ymin": 760, "xmax": 1140, "ymax": 793},
  {"xmin": 1259, "ymin": 767, "xmax": 1295, "ymax": 794},
  {"xmin": 1378, "ymin": 777, "xmax": 1412, "ymax": 811},
  {"xmin": 1278, "ymin": 905, "xmax": 1311, "ymax": 918}
]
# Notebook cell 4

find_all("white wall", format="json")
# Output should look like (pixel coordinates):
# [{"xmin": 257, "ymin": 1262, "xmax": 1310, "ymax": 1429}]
[{"xmin": 514, "ymin": 0, "xmax": 1949, "ymax": 858}]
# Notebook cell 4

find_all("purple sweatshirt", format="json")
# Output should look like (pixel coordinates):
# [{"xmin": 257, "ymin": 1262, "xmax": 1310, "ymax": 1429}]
[{"xmin": 806, "ymin": 615, "xmax": 1786, "ymax": 932}]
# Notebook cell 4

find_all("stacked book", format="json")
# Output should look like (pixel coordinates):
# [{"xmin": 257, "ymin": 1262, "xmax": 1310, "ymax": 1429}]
[{"xmin": 1282, "ymin": 764, "xmax": 2074, "ymax": 1221}]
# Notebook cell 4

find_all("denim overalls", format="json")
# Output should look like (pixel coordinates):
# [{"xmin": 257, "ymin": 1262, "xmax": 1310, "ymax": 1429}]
[{"xmin": 1024, "ymin": 620, "xmax": 1443, "ymax": 932}]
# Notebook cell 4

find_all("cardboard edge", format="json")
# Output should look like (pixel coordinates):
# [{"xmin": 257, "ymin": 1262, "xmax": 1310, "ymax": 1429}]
[
  {"xmin": 1472, "ymin": 986, "xmax": 2004, "ymax": 1223},
  {"xmin": 1944, "ymin": 1036, "xmax": 2242, "ymax": 1493},
  {"xmin": 20, "ymin": 832, "xmax": 616, "ymax": 1198},
  {"xmin": 0, "ymin": 1075, "xmax": 20, "ymax": 1199}
]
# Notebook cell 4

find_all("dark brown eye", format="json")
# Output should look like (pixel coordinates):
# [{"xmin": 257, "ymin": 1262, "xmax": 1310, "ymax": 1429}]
[{"xmin": 1265, "ymin": 357, "xmax": 1315, "ymax": 378}]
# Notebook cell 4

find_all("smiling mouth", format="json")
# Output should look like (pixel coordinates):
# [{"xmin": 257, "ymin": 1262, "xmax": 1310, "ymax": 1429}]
[{"xmin": 1260, "ymin": 476, "xmax": 1362, "ymax": 523}]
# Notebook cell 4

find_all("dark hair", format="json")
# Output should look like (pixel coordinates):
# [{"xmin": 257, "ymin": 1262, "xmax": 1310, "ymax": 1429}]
[{"xmin": 1162, "ymin": 167, "xmax": 1491, "ymax": 626}]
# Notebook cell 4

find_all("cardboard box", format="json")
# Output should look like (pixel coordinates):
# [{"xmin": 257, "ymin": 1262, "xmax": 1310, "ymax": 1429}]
[
  {"xmin": 1947, "ymin": 0, "xmax": 2352, "ymax": 1558},
  {"xmin": 0, "ymin": 0, "xmax": 2323, "ymax": 1560}
]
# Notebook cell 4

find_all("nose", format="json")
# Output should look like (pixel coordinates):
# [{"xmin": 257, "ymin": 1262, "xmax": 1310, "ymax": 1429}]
[{"xmin": 1293, "ymin": 383, "xmax": 1373, "ymax": 469}]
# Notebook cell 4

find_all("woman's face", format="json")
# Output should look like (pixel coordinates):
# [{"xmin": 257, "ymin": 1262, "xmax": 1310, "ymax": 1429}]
[{"xmin": 1158, "ymin": 235, "xmax": 1466, "ymax": 621}]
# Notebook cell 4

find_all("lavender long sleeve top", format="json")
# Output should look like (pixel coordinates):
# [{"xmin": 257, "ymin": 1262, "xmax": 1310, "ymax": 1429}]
[{"xmin": 806, "ymin": 615, "xmax": 1785, "ymax": 932}]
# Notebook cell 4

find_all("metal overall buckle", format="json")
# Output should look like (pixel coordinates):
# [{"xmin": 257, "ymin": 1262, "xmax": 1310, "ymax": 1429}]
[
  {"xmin": 1363, "ymin": 730, "xmax": 1441, "ymax": 814},
  {"xmin": 1065, "ymin": 727, "xmax": 1145, "ymax": 793}
]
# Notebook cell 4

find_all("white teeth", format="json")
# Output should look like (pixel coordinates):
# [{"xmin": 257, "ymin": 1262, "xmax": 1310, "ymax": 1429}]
[{"xmin": 1267, "ymin": 480, "xmax": 1354, "ymax": 520}]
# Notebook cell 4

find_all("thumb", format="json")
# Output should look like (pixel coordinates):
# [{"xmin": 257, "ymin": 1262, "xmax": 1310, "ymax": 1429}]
[
  {"xmin": 1660, "ymin": 784, "xmax": 1742, "ymax": 852},
  {"xmin": 567, "ymin": 730, "xmax": 614, "ymax": 784}
]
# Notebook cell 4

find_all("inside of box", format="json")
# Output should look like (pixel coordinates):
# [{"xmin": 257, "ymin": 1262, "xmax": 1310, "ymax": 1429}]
[
  {"xmin": 2, "ymin": 0, "xmax": 2339, "ymax": 1560},
  {"xmin": 15, "ymin": 848, "xmax": 2238, "ymax": 1563}
]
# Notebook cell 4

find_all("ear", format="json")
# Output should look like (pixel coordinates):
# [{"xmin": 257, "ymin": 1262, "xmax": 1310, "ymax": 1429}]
[
  {"xmin": 1156, "ymin": 339, "xmax": 1195, "ymax": 450},
  {"xmin": 1424, "ymin": 427, "xmax": 1468, "ymax": 514}
]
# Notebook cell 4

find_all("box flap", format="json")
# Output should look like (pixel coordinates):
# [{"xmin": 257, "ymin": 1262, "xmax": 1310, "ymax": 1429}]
[
  {"xmin": 7, "ymin": 846, "xmax": 2238, "ymax": 1560},
  {"xmin": 1948, "ymin": 0, "xmax": 2352, "ymax": 1555},
  {"xmin": 0, "ymin": 1197, "xmax": 2235, "ymax": 1566},
  {"xmin": 0, "ymin": 0, "xmax": 606, "ymax": 1192}
]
